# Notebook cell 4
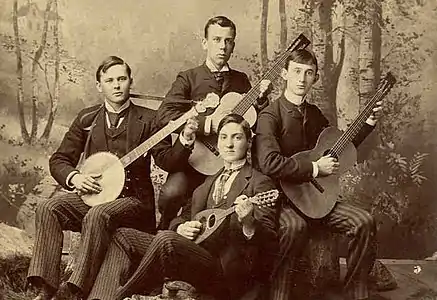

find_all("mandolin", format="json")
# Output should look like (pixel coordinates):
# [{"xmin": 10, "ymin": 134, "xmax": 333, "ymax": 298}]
[
  {"xmin": 193, "ymin": 189, "xmax": 279, "ymax": 245},
  {"xmin": 280, "ymin": 73, "xmax": 396, "ymax": 219},
  {"xmin": 189, "ymin": 33, "xmax": 311, "ymax": 175},
  {"xmin": 79, "ymin": 93, "xmax": 220, "ymax": 206}
]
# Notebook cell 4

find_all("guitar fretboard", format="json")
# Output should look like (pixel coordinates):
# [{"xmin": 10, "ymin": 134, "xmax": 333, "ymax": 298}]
[{"xmin": 328, "ymin": 73, "xmax": 395, "ymax": 157}]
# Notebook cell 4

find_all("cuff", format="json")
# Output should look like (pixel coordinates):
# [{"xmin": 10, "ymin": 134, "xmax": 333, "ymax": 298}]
[
  {"xmin": 242, "ymin": 223, "xmax": 255, "ymax": 240},
  {"xmin": 365, "ymin": 118, "xmax": 377, "ymax": 126},
  {"xmin": 179, "ymin": 133, "xmax": 195, "ymax": 148},
  {"xmin": 312, "ymin": 162, "xmax": 319, "ymax": 178},
  {"xmin": 66, "ymin": 170, "xmax": 80, "ymax": 189},
  {"xmin": 204, "ymin": 116, "xmax": 212, "ymax": 136}
]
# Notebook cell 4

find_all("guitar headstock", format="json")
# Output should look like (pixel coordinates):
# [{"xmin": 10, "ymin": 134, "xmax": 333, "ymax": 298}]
[
  {"xmin": 378, "ymin": 72, "xmax": 396, "ymax": 97},
  {"xmin": 250, "ymin": 189, "xmax": 280, "ymax": 208},
  {"xmin": 286, "ymin": 33, "xmax": 310, "ymax": 52},
  {"xmin": 194, "ymin": 93, "xmax": 220, "ymax": 114}
]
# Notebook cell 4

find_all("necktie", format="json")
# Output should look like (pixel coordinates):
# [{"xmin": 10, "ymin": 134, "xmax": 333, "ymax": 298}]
[
  {"xmin": 213, "ymin": 168, "xmax": 237, "ymax": 205},
  {"xmin": 107, "ymin": 109, "xmax": 128, "ymax": 129},
  {"xmin": 212, "ymin": 71, "xmax": 227, "ymax": 91}
]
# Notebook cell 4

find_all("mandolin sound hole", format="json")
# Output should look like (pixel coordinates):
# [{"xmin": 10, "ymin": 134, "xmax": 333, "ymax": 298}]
[{"xmin": 207, "ymin": 214, "xmax": 216, "ymax": 228}]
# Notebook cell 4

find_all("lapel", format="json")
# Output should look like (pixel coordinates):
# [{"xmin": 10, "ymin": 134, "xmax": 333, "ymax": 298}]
[
  {"xmin": 90, "ymin": 108, "xmax": 109, "ymax": 152},
  {"xmin": 126, "ymin": 104, "xmax": 146, "ymax": 152},
  {"xmin": 200, "ymin": 63, "xmax": 222, "ymax": 93},
  {"xmin": 224, "ymin": 163, "xmax": 251, "ymax": 207},
  {"xmin": 191, "ymin": 171, "xmax": 222, "ymax": 217},
  {"xmin": 221, "ymin": 69, "xmax": 232, "ymax": 94}
]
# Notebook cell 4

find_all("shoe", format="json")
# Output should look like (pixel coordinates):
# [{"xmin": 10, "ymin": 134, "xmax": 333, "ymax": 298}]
[
  {"xmin": 53, "ymin": 282, "xmax": 83, "ymax": 300},
  {"xmin": 31, "ymin": 282, "xmax": 56, "ymax": 300}
]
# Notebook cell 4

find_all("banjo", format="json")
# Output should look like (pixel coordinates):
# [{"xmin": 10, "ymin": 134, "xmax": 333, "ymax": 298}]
[
  {"xmin": 193, "ymin": 189, "xmax": 279, "ymax": 245},
  {"xmin": 79, "ymin": 93, "xmax": 220, "ymax": 206}
]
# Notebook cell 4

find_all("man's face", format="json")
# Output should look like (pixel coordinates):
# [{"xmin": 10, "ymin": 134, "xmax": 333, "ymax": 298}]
[
  {"xmin": 217, "ymin": 122, "xmax": 249, "ymax": 163},
  {"xmin": 96, "ymin": 64, "xmax": 132, "ymax": 108},
  {"xmin": 281, "ymin": 61, "xmax": 318, "ymax": 97},
  {"xmin": 202, "ymin": 24, "xmax": 235, "ymax": 69}
]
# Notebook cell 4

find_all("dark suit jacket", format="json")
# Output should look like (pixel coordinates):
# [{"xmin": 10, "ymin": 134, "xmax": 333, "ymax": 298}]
[
  {"xmin": 49, "ymin": 103, "xmax": 192, "ymax": 208},
  {"xmin": 170, "ymin": 163, "xmax": 278, "ymax": 291},
  {"xmin": 157, "ymin": 63, "xmax": 268, "ymax": 135},
  {"xmin": 254, "ymin": 95, "xmax": 374, "ymax": 183}
]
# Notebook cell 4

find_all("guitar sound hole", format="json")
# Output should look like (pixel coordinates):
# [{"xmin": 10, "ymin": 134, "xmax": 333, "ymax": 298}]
[{"xmin": 207, "ymin": 215, "xmax": 216, "ymax": 228}]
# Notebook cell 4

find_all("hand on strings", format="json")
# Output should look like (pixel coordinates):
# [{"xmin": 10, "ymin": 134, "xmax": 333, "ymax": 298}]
[
  {"xmin": 72, "ymin": 173, "xmax": 102, "ymax": 195},
  {"xmin": 366, "ymin": 101, "xmax": 383, "ymax": 125},
  {"xmin": 259, "ymin": 79, "xmax": 272, "ymax": 98},
  {"xmin": 316, "ymin": 154, "xmax": 339, "ymax": 176},
  {"xmin": 177, "ymin": 221, "xmax": 202, "ymax": 240},
  {"xmin": 181, "ymin": 117, "xmax": 199, "ymax": 143},
  {"xmin": 234, "ymin": 195, "xmax": 255, "ymax": 225}
]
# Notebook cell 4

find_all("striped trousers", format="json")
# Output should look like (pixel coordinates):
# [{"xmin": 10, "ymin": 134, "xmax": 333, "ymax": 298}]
[
  {"xmin": 27, "ymin": 192, "xmax": 151, "ymax": 297},
  {"xmin": 87, "ymin": 229, "xmax": 227, "ymax": 300},
  {"xmin": 270, "ymin": 201, "xmax": 377, "ymax": 300}
]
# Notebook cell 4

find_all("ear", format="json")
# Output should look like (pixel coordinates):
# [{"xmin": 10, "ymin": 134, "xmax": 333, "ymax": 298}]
[
  {"xmin": 313, "ymin": 73, "xmax": 319, "ymax": 83},
  {"xmin": 201, "ymin": 37, "xmax": 208, "ymax": 51},
  {"xmin": 96, "ymin": 81, "xmax": 102, "ymax": 93},
  {"xmin": 281, "ymin": 68, "xmax": 288, "ymax": 80}
]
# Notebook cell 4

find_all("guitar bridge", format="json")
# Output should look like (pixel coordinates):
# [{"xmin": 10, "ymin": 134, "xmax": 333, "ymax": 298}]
[{"xmin": 310, "ymin": 178, "xmax": 325, "ymax": 193}]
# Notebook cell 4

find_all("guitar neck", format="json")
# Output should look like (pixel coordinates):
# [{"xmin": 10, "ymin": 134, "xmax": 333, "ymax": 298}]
[
  {"xmin": 232, "ymin": 34, "xmax": 310, "ymax": 116},
  {"xmin": 120, "ymin": 109, "xmax": 194, "ymax": 168},
  {"xmin": 330, "ymin": 84, "xmax": 389, "ymax": 157}
]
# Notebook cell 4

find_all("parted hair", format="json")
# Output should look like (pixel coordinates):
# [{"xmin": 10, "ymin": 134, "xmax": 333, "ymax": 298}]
[
  {"xmin": 95, "ymin": 56, "xmax": 132, "ymax": 82},
  {"xmin": 204, "ymin": 16, "xmax": 236, "ymax": 39},
  {"xmin": 217, "ymin": 113, "xmax": 252, "ymax": 140},
  {"xmin": 284, "ymin": 49, "xmax": 318, "ymax": 73}
]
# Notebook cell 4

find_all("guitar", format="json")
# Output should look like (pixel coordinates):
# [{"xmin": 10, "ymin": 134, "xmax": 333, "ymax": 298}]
[
  {"xmin": 193, "ymin": 189, "xmax": 279, "ymax": 245},
  {"xmin": 79, "ymin": 93, "xmax": 220, "ymax": 206},
  {"xmin": 189, "ymin": 33, "xmax": 311, "ymax": 175},
  {"xmin": 280, "ymin": 73, "xmax": 396, "ymax": 219}
]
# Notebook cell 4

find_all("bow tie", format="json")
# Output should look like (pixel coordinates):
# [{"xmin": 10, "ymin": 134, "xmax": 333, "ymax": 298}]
[{"xmin": 212, "ymin": 71, "xmax": 229, "ymax": 82}]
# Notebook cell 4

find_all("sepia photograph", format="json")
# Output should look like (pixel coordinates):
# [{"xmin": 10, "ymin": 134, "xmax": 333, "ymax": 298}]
[{"xmin": 0, "ymin": 0, "xmax": 436, "ymax": 299}]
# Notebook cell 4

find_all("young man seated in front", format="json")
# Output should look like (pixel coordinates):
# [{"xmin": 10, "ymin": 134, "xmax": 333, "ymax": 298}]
[
  {"xmin": 86, "ymin": 114, "xmax": 279, "ymax": 300},
  {"xmin": 254, "ymin": 49, "xmax": 382, "ymax": 300}
]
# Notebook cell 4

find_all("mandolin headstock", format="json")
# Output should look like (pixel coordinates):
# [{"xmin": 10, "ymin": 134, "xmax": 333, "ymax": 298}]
[
  {"xmin": 194, "ymin": 92, "xmax": 220, "ymax": 114},
  {"xmin": 250, "ymin": 189, "xmax": 280, "ymax": 208}
]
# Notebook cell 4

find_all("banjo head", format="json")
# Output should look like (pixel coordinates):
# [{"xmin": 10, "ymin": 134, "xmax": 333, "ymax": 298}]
[{"xmin": 80, "ymin": 152, "xmax": 125, "ymax": 207}]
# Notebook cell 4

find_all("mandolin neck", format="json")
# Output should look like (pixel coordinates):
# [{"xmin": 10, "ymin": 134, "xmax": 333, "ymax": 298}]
[
  {"xmin": 119, "ymin": 108, "xmax": 195, "ymax": 168},
  {"xmin": 232, "ymin": 34, "xmax": 309, "ymax": 117}
]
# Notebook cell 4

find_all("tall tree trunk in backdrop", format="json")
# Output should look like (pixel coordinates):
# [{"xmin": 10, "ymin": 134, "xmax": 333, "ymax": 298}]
[
  {"xmin": 311, "ymin": 0, "xmax": 344, "ymax": 126},
  {"xmin": 279, "ymin": 0, "xmax": 287, "ymax": 50},
  {"xmin": 40, "ymin": 0, "xmax": 59, "ymax": 143},
  {"xmin": 260, "ymin": 0, "xmax": 269, "ymax": 71},
  {"xmin": 12, "ymin": 0, "xmax": 30, "ymax": 144},
  {"xmin": 30, "ymin": 0, "xmax": 54, "ymax": 143},
  {"xmin": 336, "ymin": 2, "xmax": 360, "ymax": 131},
  {"xmin": 358, "ymin": 0, "xmax": 382, "ymax": 160}
]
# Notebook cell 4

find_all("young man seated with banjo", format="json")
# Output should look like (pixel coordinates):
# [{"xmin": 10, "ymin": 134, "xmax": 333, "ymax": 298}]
[
  {"xmin": 27, "ymin": 56, "xmax": 200, "ymax": 300},
  {"xmin": 84, "ymin": 114, "xmax": 279, "ymax": 300}
]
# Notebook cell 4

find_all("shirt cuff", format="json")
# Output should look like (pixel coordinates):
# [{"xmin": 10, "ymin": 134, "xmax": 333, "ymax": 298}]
[
  {"xmin": 204, "ymin": 116, "xmax": 212, "ymax": 136},
  {"xmin": 242, "ymin": 224, "xmax": 255, "ymax": 240},
  {"xmin": 66, "ymin": 170, "xmax": 80, "ymax": 189},
  {"xmin": 312, "ymin": 162, "xmax": 319, "ymax": 178},
  {"xmin": 365, "ymin": 118, "xmax": 377, "ymax": 126},
  {"xmin": 179, "ymin": 133, "xmax": 195, "ymax": 148}
]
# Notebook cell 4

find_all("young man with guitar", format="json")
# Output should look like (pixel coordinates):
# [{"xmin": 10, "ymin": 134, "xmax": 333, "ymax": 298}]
[
  {"xmin": 254, "ymin": 49, "xmax": 386, "ymax": 300},
  {"xmin": 156, "ymin": 15, "xmax": 272, "ymax": 230},
  {"xmin": 27, "ymin": 56, "xmax": 198, "ymax": 300},
  {"xmin": 85, "ymin": 114, "xmax": 278, "ymax": 300}
]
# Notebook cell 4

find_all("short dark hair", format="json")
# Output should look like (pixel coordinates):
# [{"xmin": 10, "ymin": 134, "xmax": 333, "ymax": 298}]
[
  {"xmin": 217, "ymin": 113, "xmax": 252, "ymax": 140},
  {"xmin": 284, "ymin": 49, "xmax": 318, "ymax": 73},
  {"xmin": 95, "ymin": 56, "xmax": 132, "ymax": 82},
  {"xmin": 204, "ymin": 16, "xmax": 236, "ymax": 39}
]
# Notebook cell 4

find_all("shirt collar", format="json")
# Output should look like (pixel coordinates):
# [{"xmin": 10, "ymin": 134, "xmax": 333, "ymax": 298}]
[
  {"xmin": 223, "ymin": 158, "xmax": 246, "ymax": 171},
  {"xmin": 284, "ymin": 90, "xmax": 307, "ymax": 106},
  {"xmin": 205, "ymin": 58, "xmax": 230, "ymax": 72},
  {"xmin": 104, "ymin": 99, "xmax": 131, "ymax": 114}
]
